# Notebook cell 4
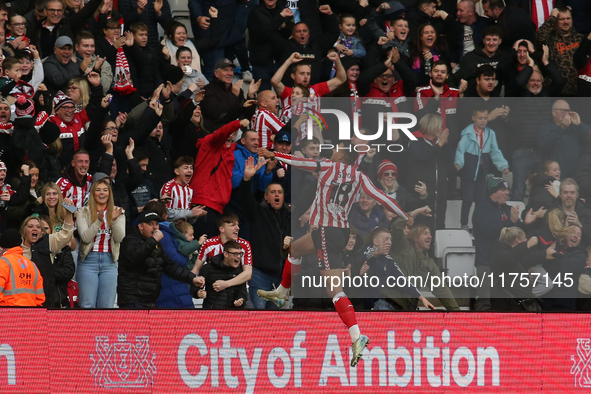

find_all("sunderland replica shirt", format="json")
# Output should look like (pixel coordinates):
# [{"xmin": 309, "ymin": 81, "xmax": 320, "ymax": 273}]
[{"xmin": 274, "ymin": 152, "xmax": 409, "ymax": 228}]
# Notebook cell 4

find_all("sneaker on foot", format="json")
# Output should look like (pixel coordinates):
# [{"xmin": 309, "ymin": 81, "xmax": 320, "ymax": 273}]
[
  {"xmin": 242, "ymin": 70, "xmax": 253, "ymax": 83},
  {"xmin": 351, "ymin": 335, "xmax": 370, "ymax": 367},
  {"xmin": 461, "ymin": 225, "xmax": 470, "ymax": 231},
  {"xmin": 257, "ymin": 288, "xmax": 286, "ymax": 308}
]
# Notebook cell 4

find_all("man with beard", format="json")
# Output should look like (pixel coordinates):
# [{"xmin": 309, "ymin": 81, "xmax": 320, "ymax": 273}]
[
  {"xmin": 556, "ymin": 179, "xmax": 591, "ymax": 246},
  {"xmin": 56, "ymin": 150, "xmax": 93, "ymax": 208},
  {"xmin": 536, "ymin": 6, "xmax": 584, "ymax": 97},
  {"xmin": 415, "ymin": 61, "xmax": 466, "ymax": 132}
]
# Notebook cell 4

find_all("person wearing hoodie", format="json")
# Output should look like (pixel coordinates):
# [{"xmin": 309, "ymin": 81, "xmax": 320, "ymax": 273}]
[
  {"xmin": 189, "ymin": 240, "xmax": 248, "ymax": 309},
  {"xmin": 457, "ymin": 26, "xmax": 513, "ymax": 96},
  {"xmin": 239, "ymin": 157, "xmax": 290, "ymax": 309},
  {"xmin": 189, "ymin": 119, "xmax": 249, "ymax": 238}
]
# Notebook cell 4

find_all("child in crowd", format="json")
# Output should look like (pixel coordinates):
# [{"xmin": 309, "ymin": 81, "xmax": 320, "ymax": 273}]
[
  {"xmin": 332, "ymin": 14, "xmax": 366, "ymax": 78},
  {"xmin": 526, "ymin": 160, "xmax": 561, "ymax": 213},
  {"xmin": 160, "ymin": 156, "xmax": 194, "ymax": 215},
  {"xmin": 173, "ymin": 220, "xmax": 207, "ymax": 272},
  {"xmin": 455, "ymin": 106, "xmax": 509, "ymax": 229}
]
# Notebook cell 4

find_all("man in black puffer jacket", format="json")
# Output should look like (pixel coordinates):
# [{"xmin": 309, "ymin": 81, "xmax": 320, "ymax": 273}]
[
  {"xmin": 118, "ymin": 211, "xmax": 199, "ymax": 308},
  {"xmin": 190, "ymin": 241, "xmax": 248, "ymax": 309}
]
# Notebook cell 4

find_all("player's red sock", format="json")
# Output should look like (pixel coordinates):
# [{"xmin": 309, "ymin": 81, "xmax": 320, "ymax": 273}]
[
  {"xmin": 281, "ymin": 255, "xmax": 301, "ymax": 289},
  {"xmin": 333, "ymin": 293, "xmax": 357, "ymax": 329}
]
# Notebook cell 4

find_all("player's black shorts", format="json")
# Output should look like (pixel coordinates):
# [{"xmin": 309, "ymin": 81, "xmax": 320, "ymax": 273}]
[{"xmin": 311, "ymin": 226, "xmax": 350, "ymax": 271}]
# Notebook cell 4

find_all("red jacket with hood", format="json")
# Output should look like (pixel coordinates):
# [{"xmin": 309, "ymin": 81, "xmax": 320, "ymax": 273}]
[{"xmin": 190, "ymin": 120, "xmax": 241, "ymax": 213}]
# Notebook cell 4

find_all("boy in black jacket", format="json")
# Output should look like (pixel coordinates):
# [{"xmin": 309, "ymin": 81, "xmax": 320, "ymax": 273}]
[{"xmin": 190, "ymin": 240, "xmax": 247, "ymax": 309}]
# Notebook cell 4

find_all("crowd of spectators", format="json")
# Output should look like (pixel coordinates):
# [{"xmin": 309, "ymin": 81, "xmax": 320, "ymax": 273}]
[{"xmin": 0, "ymin": 0, "xmax": 591, "ymax": 312}]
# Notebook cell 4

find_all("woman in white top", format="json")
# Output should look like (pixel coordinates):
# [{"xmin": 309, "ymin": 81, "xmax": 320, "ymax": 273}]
[{"xmin": 76, "ymin": 178, "xmax": 125, "ymax": 308}]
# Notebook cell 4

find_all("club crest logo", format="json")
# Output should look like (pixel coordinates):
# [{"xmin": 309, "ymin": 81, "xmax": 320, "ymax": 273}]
[
  {"xmin": 90, "ymin": 334, "xmax": 156, "ymax": 388},
  {"xmin": 571, "ymin": 338, "xmax": 591, "ymax": 387}
]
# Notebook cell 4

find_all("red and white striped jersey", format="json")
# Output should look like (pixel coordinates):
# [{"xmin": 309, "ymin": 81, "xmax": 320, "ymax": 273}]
[
  {"xmin": 532, "ymin": 0, "xmax": 554, "ymax": 28},
  {"xmin": 197, "ymin": 235, "xmax": 253, "ymax": 266},
  {"xmin": 415, "ymin": 84, "xmax": 459, "ymax": 130},
  {"xmin": 274, "ymin": 152, "xmax": 409, "ymax": 228},
  {"xmin": 56, "ymin": 174, "xmax": 93, "ymax": 207},
  {"xmin": 279, "ymin": 82, "xmax": 331, "ymax": 144},
  {"xmin": 251, "ymin": 108, "xmax": 285, "ymax": 149},
  {"xmin": 91, "ymin": 211, "xmax": 112, "ymax": 253},
  {"xmin": 160, "ymin": 179, "xmax": 193, "ymax": 210}
]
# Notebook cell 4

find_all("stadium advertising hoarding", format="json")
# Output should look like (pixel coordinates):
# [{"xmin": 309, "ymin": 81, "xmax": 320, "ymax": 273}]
[{"xmin": 0, "ymin": 309, "xmax": 589, "ymax": 392}]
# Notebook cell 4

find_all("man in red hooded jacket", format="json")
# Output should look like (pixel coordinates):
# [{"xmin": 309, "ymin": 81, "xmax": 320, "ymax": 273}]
[{"xmin": 190, "ymin": 118, "xmax": 250, "ymax": 237}]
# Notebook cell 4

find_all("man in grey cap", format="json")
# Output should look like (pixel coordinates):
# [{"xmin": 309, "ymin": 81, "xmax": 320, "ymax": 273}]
[
  {"xmin": 43, "ymin": 36, "xmax": 83, "ymax": 94},
  {"xmin": 199, "ymin": 57, "xmax": 261, "ymax": 131}
]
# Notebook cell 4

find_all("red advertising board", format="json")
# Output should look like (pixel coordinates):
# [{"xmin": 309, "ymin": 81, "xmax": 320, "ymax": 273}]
[{"xmin": 0, "ymin": 310, "xmax": 588, "ymax": 392}]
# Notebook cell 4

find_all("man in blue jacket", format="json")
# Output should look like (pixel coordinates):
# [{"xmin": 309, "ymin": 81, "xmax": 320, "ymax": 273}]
[
  {"xmin": 227, "ymin": 130, "xmax": 274, "ymax": 241},
  {"xmin": 472, "ymin": 175, "xmax": 538, "ymax": 310}
]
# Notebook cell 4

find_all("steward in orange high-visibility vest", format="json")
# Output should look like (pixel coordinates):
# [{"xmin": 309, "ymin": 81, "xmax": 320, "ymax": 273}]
[{"xmin": 0, "ymin": 229, "xmax": 45, "ymax": 306}]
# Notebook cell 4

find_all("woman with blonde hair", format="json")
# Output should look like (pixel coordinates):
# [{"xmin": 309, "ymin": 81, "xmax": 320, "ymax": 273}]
[
  {"xmin": 76, "ymin": 178, "xmax": 125, "ymax": 308},
  {"xmin": 38, "ymin": 182, "xmax": 67, "ymax": 232},
  {"xmin": 66, "ymin": 77, "xmax": 90, "ymax": 112},
  {"xmin": 19, "ymin": 197, "xmax": 75, "ymax": 307}
]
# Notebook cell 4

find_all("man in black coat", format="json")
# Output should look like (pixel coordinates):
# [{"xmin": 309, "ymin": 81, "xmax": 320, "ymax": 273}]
[
  {"xmin": 190, "ymin": 240, "xmax": 248, "ymax": 309},
  {"xmin": 199, "ymin": 58, "xmax": 258, "ymax": 132},
  {"xmin": 247, "ymin": 0, "xmax": 294, "ymax": 91},
  {"xmin": 118, "ymin": 211, "xmax": 200, "ymax": 308},
  {"xmin": 280, "ymin": 5, "xmax": 340, "ymax": 87},
  {"xmin": 240, "ymin": 156, "xmax": 290, "ymax": 309},
  {"xmin": 472, "ymin": 175, "xmax": 537, "ymax": 310},
  {"xmin": 482, "ymin": 0, "xmax": 536, "ymax": 52}
]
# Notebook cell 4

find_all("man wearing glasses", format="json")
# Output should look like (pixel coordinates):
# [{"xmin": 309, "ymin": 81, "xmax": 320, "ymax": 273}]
[
  {"xmin": 190, "ymin": 241, "xmax": 248, "ymax": 309},
  {"xmin": 30, "ymin": 0, "xmax": 103, "ymax": 58},
  {"xmin": 48, "ymin": 70, "xmax": 102, "ymax": 167},
  {"xmin": 539, "ymin": 99, "xmax": 589, "ymax": 178}
]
